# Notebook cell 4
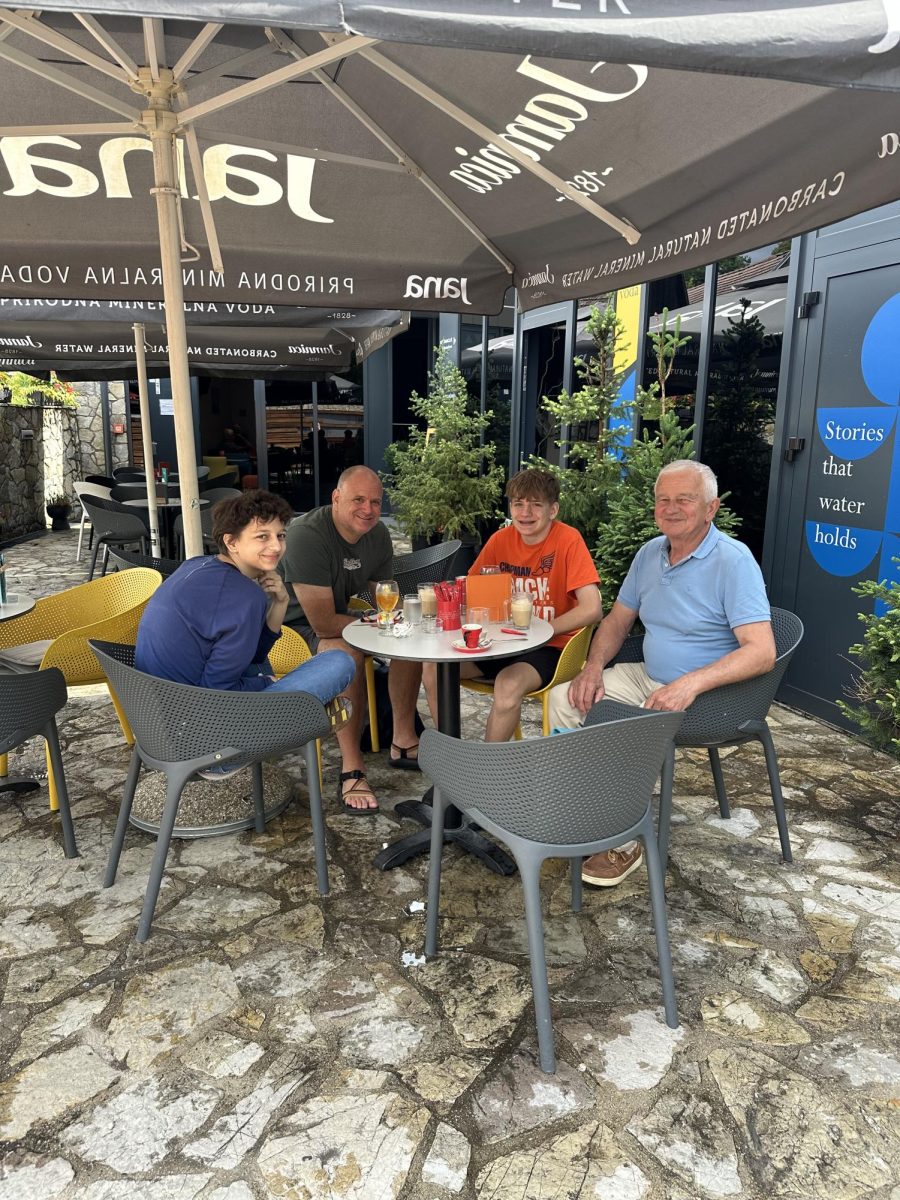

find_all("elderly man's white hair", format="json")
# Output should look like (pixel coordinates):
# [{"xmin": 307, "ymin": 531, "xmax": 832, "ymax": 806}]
[{"xmin": 655, "ymin": 459, "xmax": 718, "ymax": 503}]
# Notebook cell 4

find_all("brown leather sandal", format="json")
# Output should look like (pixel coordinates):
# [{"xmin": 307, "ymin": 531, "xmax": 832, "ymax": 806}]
[{"xmin": 338, "ymin": 769, "xmax": 379, "ymax": 816}]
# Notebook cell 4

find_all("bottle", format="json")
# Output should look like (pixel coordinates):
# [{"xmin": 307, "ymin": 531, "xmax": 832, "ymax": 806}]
[{"xmin": 0, "ymin": 552, "xmax": 7, "ymax": 604}]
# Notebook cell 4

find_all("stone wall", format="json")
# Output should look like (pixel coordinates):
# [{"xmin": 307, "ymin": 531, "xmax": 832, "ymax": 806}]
[
  {"xmin": 73, "ymin": 381, "xmax": 130, "ymax": 477},
  {"xmin": 1, "ymin": 380, "xmax": 133, "ymax": 543}
]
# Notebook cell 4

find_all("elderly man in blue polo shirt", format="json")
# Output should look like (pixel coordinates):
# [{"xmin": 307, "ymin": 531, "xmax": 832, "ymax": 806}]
[{"xmin": 547, "ymin": 459, "xmax": 775, "ymax": 888}]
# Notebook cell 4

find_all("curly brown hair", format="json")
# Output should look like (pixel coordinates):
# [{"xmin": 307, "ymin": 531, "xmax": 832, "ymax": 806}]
[{"xmin": 211, "ymin": 489, "xmax": 294, "ymax": 553}]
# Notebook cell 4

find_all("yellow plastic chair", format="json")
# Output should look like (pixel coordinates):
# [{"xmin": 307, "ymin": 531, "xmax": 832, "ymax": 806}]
[
  {"xmin": 461, "ymin": 625, "xmax": 595, "ymax": 738},
  {"xmin": 0, "ymin": 568, "xmax": 162, "ymax": 808}
]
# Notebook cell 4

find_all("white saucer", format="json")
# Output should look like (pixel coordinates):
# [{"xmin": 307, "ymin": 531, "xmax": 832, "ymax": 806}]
[{"xmin": 451, "ymin": 636, "xmax": 493, "ymax": 653}]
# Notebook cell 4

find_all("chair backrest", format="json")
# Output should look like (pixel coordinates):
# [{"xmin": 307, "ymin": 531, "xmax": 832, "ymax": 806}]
[
  {"xmin": 110, "ymin": 483, "xmax": 149, "ymax": 502},
  {"xmin": 80, "ymin": 495, "xmax": 150, "ymax": 540},
  {"xmin": 107, "ymin": 547, "xmax": 182, "ymax": 578},
  {"xmin": 0, "ymin": 668, "xmax": 67, "ymax": 752},
  {"xmin": 90, "ymin": 640, "xmax": 331, "ymax": 764},
  {"xmin": 419, "ymin": 710, "xmax": 684, "ymax": 845},
  {"xmin": 112, "ymin": 468, "xmax": 146, "ymax": 482},
  {"xmin": 84, "ymin": 474, "xmax": 115, "ymax": 487},
  {"xmin": 268, "ymin": 626, "xmax": 313, "ymax": 677},
  {"xmin": 618, "ymin": 607, "xmax": 804, "ymax": 746},
  {"xmin": 201, "ymin": 487, "xmax": 242, "ymax": 506},
  {"xmin": 392, "ymin": 540, "xmax": 463, "ymax": 594},
  {"xmin": 75, "ymin": 481, "xmax": 113, "ymax": 505},
  {"xmin": 543, "ymin": 624, "xmax": 594, "ymax": 692}
]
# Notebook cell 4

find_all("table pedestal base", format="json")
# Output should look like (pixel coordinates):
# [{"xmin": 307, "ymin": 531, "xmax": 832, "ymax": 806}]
[
  {"xmin": 375, "ymin": 787, "xmax": 516, "ymax": 875},
  {"xmin": 0, "ymin": 778, "xmax": 41, "ymax": 796}
]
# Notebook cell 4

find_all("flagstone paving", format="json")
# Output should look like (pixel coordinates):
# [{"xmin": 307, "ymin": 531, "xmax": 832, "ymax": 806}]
[{"xmin": 1, "ymin": 529, "xmax": 899, "ymax": 1198}]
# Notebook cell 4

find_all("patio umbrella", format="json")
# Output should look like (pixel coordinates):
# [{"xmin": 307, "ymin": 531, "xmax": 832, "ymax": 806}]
[
  {"xmin": 0, "ymin": 310, "xmax": 409, "ymax": 378},
  {"xmin": 1, "ymin": 5, "xmax": 899, "ymax": 551}
]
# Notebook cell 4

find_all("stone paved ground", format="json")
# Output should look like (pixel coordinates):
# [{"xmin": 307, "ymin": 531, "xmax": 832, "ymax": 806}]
[{"xmin": 1, "ymin": 529, "xmax": 900, "ymax": 1200}]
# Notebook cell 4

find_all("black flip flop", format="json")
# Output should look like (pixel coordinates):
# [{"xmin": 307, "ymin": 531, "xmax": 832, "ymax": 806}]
[
  {"xmin": 389, "ymin": 742, "xmax": 421, "ymax": 772},
  {"xmin": 338, "ymin": 769, "xmax": 380, "ymax": 815}
]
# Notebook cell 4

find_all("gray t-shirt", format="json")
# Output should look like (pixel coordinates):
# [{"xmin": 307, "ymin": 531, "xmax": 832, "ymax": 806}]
[{"xmin": 281, "ymin": 505, "xmax": 392, "ymax": 635}]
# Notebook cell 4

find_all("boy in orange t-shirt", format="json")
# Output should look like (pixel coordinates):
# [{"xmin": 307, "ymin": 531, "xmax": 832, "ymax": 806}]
[{"xmin": 423, "ymin": 469, "xmax": 602, "ymax": 741}]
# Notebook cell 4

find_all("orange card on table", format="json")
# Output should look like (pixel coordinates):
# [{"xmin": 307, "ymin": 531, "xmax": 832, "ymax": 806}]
[{"xmin": 465, "ymin": 572, "xmax": 512, "ymax": 622}]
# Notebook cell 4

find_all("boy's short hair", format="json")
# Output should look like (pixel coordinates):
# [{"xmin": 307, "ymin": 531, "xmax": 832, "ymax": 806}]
[
  {"xmin": 211, "ymin": 488, "xmax": 293, "ymax": 552},
  {"xmin": 505, "ymin": 468, "xmax": 560, "ymax": 506}
]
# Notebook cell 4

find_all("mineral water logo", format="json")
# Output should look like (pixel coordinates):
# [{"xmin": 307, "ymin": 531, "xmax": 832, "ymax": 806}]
[{"xmin": 0, "ymin": 137, "xmax": 332, "ymax": 224}]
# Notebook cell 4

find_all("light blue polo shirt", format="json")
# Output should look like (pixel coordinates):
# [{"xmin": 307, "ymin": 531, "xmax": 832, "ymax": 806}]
[{"xmin": 617, "ymin": 525, "xmax": 771, "ymax": 684}]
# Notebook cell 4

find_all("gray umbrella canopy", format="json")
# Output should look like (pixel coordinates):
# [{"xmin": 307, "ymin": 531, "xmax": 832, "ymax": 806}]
[
  {"xmin": 1, "ymin": 4, "xmax": 899, "ymax": 550},
  {"xmin": 0, "ymin": 305, "xmax": 408, "ymax": 378}
]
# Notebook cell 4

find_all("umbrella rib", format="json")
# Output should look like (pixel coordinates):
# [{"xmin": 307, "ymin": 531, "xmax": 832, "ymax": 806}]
[
  {"xmin": 172, "ymin": 23, "xmax": 223, "ymax": 81},
  {"xmin": 74, "ymin": 13, "xmax": 139, "ymax": 78},
  {"xmin": 177, "ymin": 35, "xmax": 377, "ymax": 125},
  {"xmin": 0, "ymin": 9, "xmax": 132, "ymax": 84},
  {"xmin": 268, "ymin": 28, "xmax": 513, "ymax": 275},
  {"xmin": 0, "ymin": 121, "xmax": 139, "ymax": 135},
  {"xmin": 359, "ymin": 46, "xmax": 641, "ymax": 246},
  {"xmin": 143, "ymin": 18, "xmax": 164, "ymax": 83},
  {"xmin": 197, "ymin": 127, "xmax": 406, "ymax": 174},
  {"xmin": 182, "ymin": 122, "xmax": 224, "ymax": 275},
  {"xmin": 0, "ymin": 40, "xmax": 141, "ymax": 120},
  {"xmin": 179, "ymin": 44, "xmax": 278, "ymax": 92}
]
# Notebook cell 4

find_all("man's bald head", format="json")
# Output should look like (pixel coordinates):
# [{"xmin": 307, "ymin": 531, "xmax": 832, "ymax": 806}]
[{"xmin": 331, "ymin": 466, "xmax": 384, "ymax": 543}]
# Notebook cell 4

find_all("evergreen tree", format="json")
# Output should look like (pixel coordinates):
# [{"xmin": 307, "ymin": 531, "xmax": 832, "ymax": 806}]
[
  {"xmin": 839, "ymin": 568, "xmax": 900, "ymax": 757},
  {"xmin": 383, "ymin": 348, "xmax": 504, "ymax": 541}
]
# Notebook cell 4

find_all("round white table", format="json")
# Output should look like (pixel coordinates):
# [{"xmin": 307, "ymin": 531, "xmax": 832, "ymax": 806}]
[
  {"xmin": 0, "ymin": 592, "xmax": 40, "ymax": 796},
  {"xmin": 0, "ymin": 593, "xmax": 36, "ymax": 622},
  {"xmin": 343, "ymin": 615, "xmax": 553, "ymax": 874}
]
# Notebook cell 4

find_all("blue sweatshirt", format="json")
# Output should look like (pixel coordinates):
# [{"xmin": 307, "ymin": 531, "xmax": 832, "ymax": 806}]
[{"xmin": 136, "ymin": 556, "xmax": 280, "ymax": 691}]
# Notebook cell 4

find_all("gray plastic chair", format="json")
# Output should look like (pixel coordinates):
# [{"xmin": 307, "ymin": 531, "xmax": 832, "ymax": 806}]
[
  {"xmin": 81, "ymin": 496, "xmax": 150, "ymax": 579},
  {"xmin": 0, "ymin": 668, "xmax": 77, "ymax": 858},
  {"xmin": 597, "ymin": 607, "xmax": 804, "ymax": 868},
  {"xmin": 90, "ymin": 639, "xmax": 332, "ymax": 942},
  {"xmin": 112, "ymin": 467, "xmax": 147, "ymax": 482},
  {"xmin": 106, "ymin": 547, "xmax": 182, "ymax": 579},
  {"xmin": 74, "ymin": 480, "xmax": 113, "ymax": 563},
  {"xmin": 357, "ymin": 540, "xmax": 463, "ymax": 606},
  {"xmin": 419, "ymin": 707, "xmax": 685, "ymax": 1073}
]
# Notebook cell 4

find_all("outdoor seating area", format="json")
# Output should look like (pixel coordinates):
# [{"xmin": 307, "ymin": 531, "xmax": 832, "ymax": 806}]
[{"xmin": 1, "ymin": 527, "xmax": 899, "ymax": 1199}]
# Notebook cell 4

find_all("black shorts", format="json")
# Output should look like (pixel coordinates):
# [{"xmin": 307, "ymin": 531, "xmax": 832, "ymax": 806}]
[{"xmin": 472, "ymin": 645, "xmax": 561, "ymax": 689}]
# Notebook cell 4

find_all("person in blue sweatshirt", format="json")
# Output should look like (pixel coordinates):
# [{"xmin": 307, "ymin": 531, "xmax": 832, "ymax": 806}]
[{"xmin": 136, "ymin": 489, "xmax": 354, "ymax": 703}]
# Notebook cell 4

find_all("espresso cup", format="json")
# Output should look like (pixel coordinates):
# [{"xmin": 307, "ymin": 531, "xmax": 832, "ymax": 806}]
[{"xmin": 462, "ymin": 622, "xmax": 483, "ymax": 648}]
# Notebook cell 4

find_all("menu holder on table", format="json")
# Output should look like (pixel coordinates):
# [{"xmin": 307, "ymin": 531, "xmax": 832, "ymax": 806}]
[{"xmin": 465, "ymin": 572, "xmax": 512, "ymax": 623}]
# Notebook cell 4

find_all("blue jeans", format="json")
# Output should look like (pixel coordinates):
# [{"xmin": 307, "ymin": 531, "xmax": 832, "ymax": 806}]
[{"xmin": 260, "ymin": 648, "xmax": 355, "ymax": 703}]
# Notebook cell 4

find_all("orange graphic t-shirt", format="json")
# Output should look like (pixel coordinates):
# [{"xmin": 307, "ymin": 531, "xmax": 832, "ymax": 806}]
[{"xmin": 470, "ymin": 521, "xmax": 600, "ymax": 650}]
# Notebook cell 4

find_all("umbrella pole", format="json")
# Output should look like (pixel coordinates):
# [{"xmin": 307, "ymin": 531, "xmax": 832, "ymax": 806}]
[
  {"xmin": 143, "ymin": 83, "xmax": 203, "ymax": 560},
  {"xmin": 132, "ymin": 322, "xmax": 161, "ymax": 558}
]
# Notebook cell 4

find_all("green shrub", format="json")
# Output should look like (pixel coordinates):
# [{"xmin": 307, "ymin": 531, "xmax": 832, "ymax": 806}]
[
  {"xmin": 839, "ymin": 565, "xmax": 900, "ymax": 757},
  {"xmin": 383, "ymin": 348, "xmax": 504, "ymax": 541}
]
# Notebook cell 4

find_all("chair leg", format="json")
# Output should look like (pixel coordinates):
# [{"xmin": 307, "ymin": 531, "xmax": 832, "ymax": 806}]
[
  {"xmin": 642, "ymin": 825, "xmax": 678, "ymax": 1029},
  {"xmin": 88, "ymin": 538, "xmax": 102, "ymax": 581},
  {"xmin": 315, "ymin": 738, "xmax": 323, "ymax": 792},
  {"xmin": 251, "ymin": 761, "xmax": 265, "ymax": 834},
  {"xmin": 570, "ymin": 858, "xmax": 583, "ymax": 913},
  {"xmin": 105, "ymin": 746, "xmax": 142, "ymax": 887},
  {"xmin": 708, "ymin": 747, "xmax": 730, "ymax": 818},
  {"xmin": 658, "ymin": 746, "xmax": 675, "ymax": 873},
  {"xmin": 424, "ymin": 787, "xmax": 446, "ymax": 957},
  {"xmin": 304, "ymin": 741, "xmax": 329, "ymax": 895},
  {"xmin": 45, "ymin": 743, "xmax": 60, "ymax": 812},
  {"xmin": 365, "ymin": 657, "xmax": 380, "ymax": 753},
  {"xmin": 137, "ymin": 772, "xmax": 185, "ymax": 942},
  {"xmin": 45, "ymin": 720, "xmax": 78, "ymax": 859},
  {"xmin": 108, "ymin": 685, "xmax": 135, "ymax": 746},
  {"xmin": 0, "ymin": 751, "xmax": 6, "ymax": 779},
  {"xmin": 100, "ymin": 544, "xmax": 110, "ymax": 577},
  {"xmin": 76, "ymin": 513, "xmax": 87, "ymax": 562},
  {"xmin": 758, "ymin": 725, "xmax": 793, "ymax": 863},
  {"xmin": 519, "ymin": 851, "xmax": 556, "ymax": 1073}
]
